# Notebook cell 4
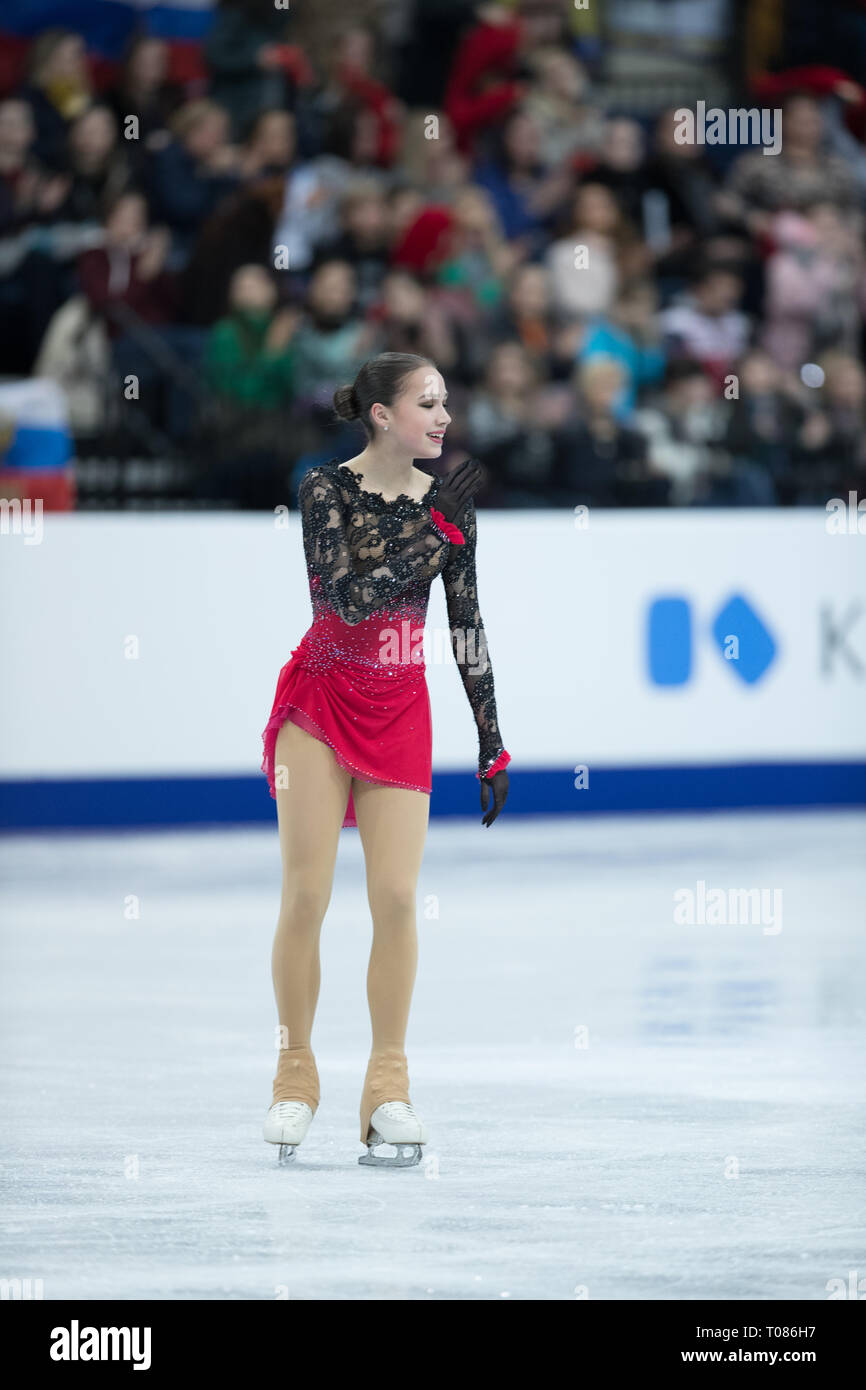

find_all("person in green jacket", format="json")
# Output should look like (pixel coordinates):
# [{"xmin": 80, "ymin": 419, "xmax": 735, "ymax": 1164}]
[
  {"xmin": 201, "ymin": 263, "xmax": 298, "ymax": 507},
  {"xmin": 205, "ymin": 262, "xmax": 298, "ymax": 407}
]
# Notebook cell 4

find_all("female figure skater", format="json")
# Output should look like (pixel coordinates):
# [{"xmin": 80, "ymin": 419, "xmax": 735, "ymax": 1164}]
[{"xmin": 260, "ymin": 352, "xmax": 511, "ymax": 1166}]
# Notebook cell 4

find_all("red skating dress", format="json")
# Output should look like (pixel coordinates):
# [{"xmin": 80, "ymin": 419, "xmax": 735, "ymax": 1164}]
[{"xmin": 261, "ymin": 459, "xmax": 511, "ymax": 827}]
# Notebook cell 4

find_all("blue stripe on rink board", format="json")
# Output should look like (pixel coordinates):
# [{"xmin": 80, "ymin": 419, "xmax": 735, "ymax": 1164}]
[{"xmin": 1, "ymin": 764, "xmax": 865, "ymax": 831}]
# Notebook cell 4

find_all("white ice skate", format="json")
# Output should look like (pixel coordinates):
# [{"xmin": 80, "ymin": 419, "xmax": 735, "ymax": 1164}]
[
  {"xmin": 264, "ymin": 1101, "xmax": 314, "ymax": 1164},
  {"xmin": 359, "ymin": 1102, "xmax": 428, "ymax": 1168}
]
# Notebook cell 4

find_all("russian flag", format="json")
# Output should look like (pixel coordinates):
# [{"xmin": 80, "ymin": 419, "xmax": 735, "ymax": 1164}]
[
  {"xmin": 0, "ymin": 1, "xmax": 215, "ymax": 62},
  {"xmin": 140, "ymin": 0, "xmax": 216, "ymax": 44},
  {"xmin": 0, "ymin": 379, "xmax": 76, "ymax": 510}
]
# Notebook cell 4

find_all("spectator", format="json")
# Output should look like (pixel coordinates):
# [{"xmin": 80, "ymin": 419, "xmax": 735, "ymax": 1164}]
[
  {"xmin": 145, "ymin": 100, "xmax": 241, "ymax": 262},
  {"xmin": 241, "ymin": 108, "xmax": 296, "ymax": 179},
  {"xmin": 433, "ymin": 185, "xmax": 517, "ymax": 312},
  {"xmin": 399, "ymin": 110, "xmax": 468, "ymax": 203},
  {"xmin": 586, "ymin": 116, "xmax": 651, "ymax": 229},
  {"xmin": 444, "ymin": 6, "xmax": 525, "ymax": 157},
  {"xmin": 77, "ymin": 190, "xmax": 203, "ymax": 440},
  {"xmin": 577, "ymin": 279, "xmax": 666, "ymax": 418},
  {"xmin": 661, "ymin": 265, "xmax": 750, "ymax": 385},
  {"xmin": 0, "ymin": 96, "xmax": 87, "ymax": 372},
  {"xmin": 635, "ymin": 355, "xmax": 778, "ymax": 506},
  {"xmin": 522, "ymin": 47, "xmax": 604, "ymax": 166},
  {"xmin": 632, "ymin": 359, "xmax": 728, "ymax": 505},
  {"xmin": 545, "ymin": 182, "xmax": 637, "ymax": 318},
  {"xmin": 201, "ymin": 262, "xmax": 298, "ymax": 506},
  {"xmin": 300, "ymin": 26, "xmax": 405, "ymax": 170},
  {"xmin": 790, "ymin": 350, "xmax": 866, "ymax": 502},
  {"xmin": 0, "ymin": 98, "xmax": 39, "ymax": 233},
  {"xmin": 761, "ymin": 203, "xmax": 866, "ymax": 369},
  {"xmin": 718, "ymin": 92, "xmax": 862, "ymax": 237},
  {"xmin": 205, "ymin": 262, "xmax": 296, "ymax": 406},
  {"xmin": 642, "ymin": 105, "xmax": 724, "ymax": 289},
  {"xmin": 77, "ymin": 191, "xmax": 176, "ymax": 337},
  {"xmin": 270, "ymin": 116, "xmax": 363, "ymax": 274},
  {"xmin": 394, "ymin": 0, "xmax": 468, "ymax": 109},
  {"xmin": 553, "ymin": 356, "xmax": 668, "ymax": 507},
  {"xmin": 311, "ymin": 177, "xmax": 393, "ymax": 310},
  {"xmin": 367, "ymin": 269, "xmax": 459, "ymax": 371},
  {"xmin": 180, "ymin": 174, "xmax": 286, "ymax": 326},
  {"xmin": 466, "ymin": 341, "xmax": 557, "ymax": 507},
  {"xmin": 205, "ymin": 0, "xmax": 305, "ymax": 140},
  {"xmin": 473, "ymin": 108, "xmax": 571, "ymax": 256},
  {"xmin": 18, "ymin": 29, "xmax": 93, "ymax": 167},
  {"xmin": 484, "ymin": 261, "xmax": 565, "ymax": 379},
  {"xmin": 723, "ymin": 349, "xmax": 805, "ymax": 497},
  {"xmin": 60, "ymin": 106, "xmax": 129, "ymax": 224},
  {"xmin": 105, "ymin": 35, "xmax": 179, "ymax": 153},
  {"xmin": 289, "ymin": 258, "xmax": 379, "ymax": 412}
]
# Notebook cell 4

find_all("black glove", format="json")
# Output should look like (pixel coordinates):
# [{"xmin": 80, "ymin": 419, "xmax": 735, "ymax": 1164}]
[
  {"xmin": 435, "ymin": 456, "xmax": 484, "ymax": 525},
  {"xmin": 480, "ymin": 767, "xmax": 509, "ymax": 827}
]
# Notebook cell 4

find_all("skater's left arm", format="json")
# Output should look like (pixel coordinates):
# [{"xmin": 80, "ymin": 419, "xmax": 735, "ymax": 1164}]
[{"xmin": 441, "ymin": 497, "xmax": 511, "ymax": 825}]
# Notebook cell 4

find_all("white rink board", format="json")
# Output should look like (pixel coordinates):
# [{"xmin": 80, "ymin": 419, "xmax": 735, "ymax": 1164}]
[{"xmin": 1, "ymin": 509, "xmax": 863, "ymax": 780}]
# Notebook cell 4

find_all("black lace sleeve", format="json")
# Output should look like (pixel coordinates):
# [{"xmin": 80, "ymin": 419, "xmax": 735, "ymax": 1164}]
[
  {"xmin": 299, "ymin": 467, "xmax": 450, "ymax": 625},
  {"xmin": 441, "ymin": 498, "xmax": 508, "ymax": 776}
]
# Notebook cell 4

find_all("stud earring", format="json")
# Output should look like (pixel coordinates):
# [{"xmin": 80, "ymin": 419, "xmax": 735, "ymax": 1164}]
[{"xmin": 383, "ymin": 425, "xmax": 389, "ymax": 431}]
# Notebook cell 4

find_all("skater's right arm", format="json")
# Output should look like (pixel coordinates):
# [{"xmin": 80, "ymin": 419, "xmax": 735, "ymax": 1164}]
[{"xmin": 298, "ymin": 467, "xmax": 450, "ymax": 625}]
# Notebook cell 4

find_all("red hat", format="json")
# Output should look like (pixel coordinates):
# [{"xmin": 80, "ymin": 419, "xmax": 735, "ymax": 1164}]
[{"xmin": 391, "ymin": 205, "xmax": 456, "ymax": 274}]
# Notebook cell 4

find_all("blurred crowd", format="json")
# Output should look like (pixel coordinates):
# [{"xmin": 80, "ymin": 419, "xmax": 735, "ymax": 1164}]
[{"xmin": 2, "ymin": 0, "xmax": 866, "ymax": 508}]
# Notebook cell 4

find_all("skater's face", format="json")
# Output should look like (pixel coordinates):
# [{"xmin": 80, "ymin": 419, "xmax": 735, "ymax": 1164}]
[{"xmin": 386, "ymin": 366, "xmax": 451, "ymax": 457}]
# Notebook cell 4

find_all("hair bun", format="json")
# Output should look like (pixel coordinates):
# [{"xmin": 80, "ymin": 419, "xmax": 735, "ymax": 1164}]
[{"xmin": 333, "ymin": 384, "xmax": 360, "ymax": 421}]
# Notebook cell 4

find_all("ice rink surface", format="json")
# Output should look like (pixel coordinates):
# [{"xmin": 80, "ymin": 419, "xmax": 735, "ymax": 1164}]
[{"xmin": 1, "ymin": 810, "xmax": 864, "ymax": 1301}]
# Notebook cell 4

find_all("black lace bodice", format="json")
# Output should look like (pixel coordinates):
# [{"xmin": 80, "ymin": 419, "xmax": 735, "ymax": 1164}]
[{"xmin": 297, "ymin": 459, "xmax": 508, "ymax": 778}]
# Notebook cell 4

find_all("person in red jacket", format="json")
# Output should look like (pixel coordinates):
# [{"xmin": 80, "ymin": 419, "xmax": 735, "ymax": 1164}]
[
  {"xmin": 76, "ymin": 190, "xmax": 177, "ymax": 336},
  {"xmin": 331, "ymin": 26, "xmax": 404, "ymax": 169},
  {"xmin": 77, "ymin": 190, "xmax": 203, "ymax": 440},
  {"xmin": 444, "ymin": 5, "xmax": 526, "ymax": 156},
  {"xmin": 443, "ymin": 1, "xmax": 570, "ymax": 157}
]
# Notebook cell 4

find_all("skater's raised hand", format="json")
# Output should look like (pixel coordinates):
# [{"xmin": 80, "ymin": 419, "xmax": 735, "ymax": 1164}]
[
  {"xmin": 435, "ymin": 456, "xmax": 484, "ymax": 525},
  {"xmin": 480, "ymin": 767, "xmax": 509, "ymax": 827}
]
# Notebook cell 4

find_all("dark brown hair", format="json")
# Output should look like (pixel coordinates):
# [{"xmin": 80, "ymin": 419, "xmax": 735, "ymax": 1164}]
[{"xmin": 333, "ymin": 352, "xmax": 435, "ymax": 438}]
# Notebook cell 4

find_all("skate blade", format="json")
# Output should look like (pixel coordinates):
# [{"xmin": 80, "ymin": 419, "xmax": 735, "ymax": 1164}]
[
  {"xmin": 277, "ymin": 1142, "xmax": 298, "ymax": 1164},
  {"xmin": 358, "ymin": 1141, "xmax": 422, "ymax": 1168}
]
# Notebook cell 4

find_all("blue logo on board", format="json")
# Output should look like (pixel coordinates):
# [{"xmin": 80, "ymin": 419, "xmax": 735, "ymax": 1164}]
[{"xmin": 647, "ymin": 594, "xmax": 778, "ymax": 686}]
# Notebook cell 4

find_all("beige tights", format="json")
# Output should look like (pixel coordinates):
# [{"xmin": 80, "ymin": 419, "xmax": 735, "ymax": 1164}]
[{"xmin": 270, "ymin": 717, "xmax": 430, "ymax": 1142}]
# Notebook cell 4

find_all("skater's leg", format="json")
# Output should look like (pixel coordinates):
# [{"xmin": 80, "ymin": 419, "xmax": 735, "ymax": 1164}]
[
  {"xmin": 352, "ymin": 782, "xmax": 430, "ymax": 1141},
  {"xmin": 271, "ymin": 717, "xmax": 350, "ymax": 1107},
  {"xmin": 354, "ymin": 782, "xmax": 429, "ymax": 1048}
]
